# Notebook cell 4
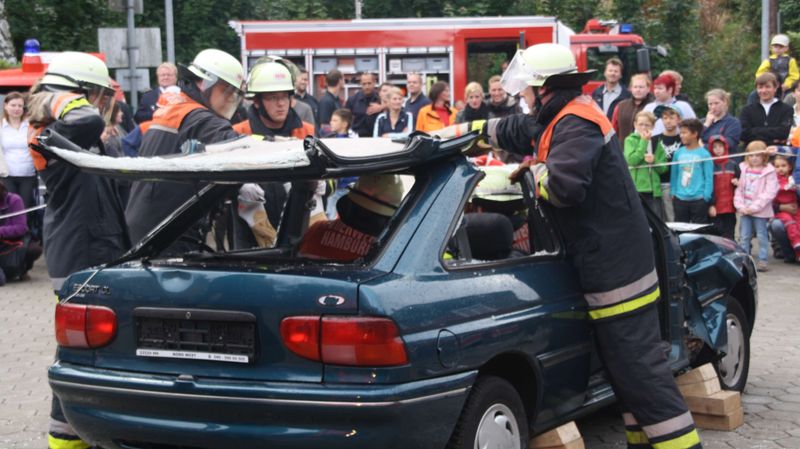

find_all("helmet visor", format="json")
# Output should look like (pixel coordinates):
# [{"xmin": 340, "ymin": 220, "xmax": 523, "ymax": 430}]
[
  {"xmin": 86, "ymin": 85, "xmax": 116, "ymax": 124},
  {"xmin": 501, "ymin": 50, "xmax": 535, "ymax": 96},
  {"xmin": 200, "ymin": 74, "xmax": 245, "ymax": 120}
]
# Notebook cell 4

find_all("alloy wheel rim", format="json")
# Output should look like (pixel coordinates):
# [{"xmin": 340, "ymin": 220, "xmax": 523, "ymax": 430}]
[
  {"xmin": 718, "ymin": 312, "xmax": 744, "ymax": 386},
  {"xmin": 475, "ymin": 403, "xmax": 521, "ymax": 449}
]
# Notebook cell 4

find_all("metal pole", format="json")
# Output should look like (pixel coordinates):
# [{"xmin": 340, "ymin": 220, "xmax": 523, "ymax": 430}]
[
  {"xmin": 761, "ymin": 0, "xmax": 769, "ymax": 61},
  {"xmin": 355, "ymin": 0, "xmax": 362, "ymax": 20},
  {"xmin": 165, "ymin": 0, "xmax": 175, "ymax": 63},
  {"xmin": 127, "ymin": 0, "xmax": 138, "ymax": 108}
]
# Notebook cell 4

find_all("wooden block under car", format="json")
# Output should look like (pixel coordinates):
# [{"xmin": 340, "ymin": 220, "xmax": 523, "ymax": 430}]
[
  {"xmin": 685, "ymin": 390, "xmax": 741, "ymax": 416},
  {"xmin": 676, "ymin": 364, "xmax": 721, "ymax": 397},
  {"xmin": 692, "ymin": 406, "xmax": 744, "ymax": 431},
  {"xmin": 529, "ymin": 421, "xmax": 585, "ymax": 449},
  {"xmin": 678, "ymin": 377, "xmax": 721, "ymax": 397},
  {"xmin": 675, "ymin": 364, "xmax": 717, "ymax": 385}
]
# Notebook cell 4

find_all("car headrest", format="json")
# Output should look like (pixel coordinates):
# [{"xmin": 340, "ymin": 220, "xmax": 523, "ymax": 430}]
[{"xmin": 464, "ymin": 213, "xmax": 514, "ymax": 261}]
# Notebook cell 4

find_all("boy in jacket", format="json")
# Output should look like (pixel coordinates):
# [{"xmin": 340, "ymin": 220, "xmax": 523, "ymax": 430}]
[{"xmin": 624, "ymin": 111, "xmax": 667, "ymax": 219}]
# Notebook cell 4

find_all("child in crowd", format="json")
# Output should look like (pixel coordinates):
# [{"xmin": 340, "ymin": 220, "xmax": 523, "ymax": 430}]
[
  {"xmin": 734, "ymin": 140, "xmax": 779, "ymax": 271},
  {"xmin": 772, "ymin": 154, "xmax": 800, "ymax": 261},
  {"xmin": 624, "ymin": 111, "xmax": 667, "ymax": 219},
  {"xmin": 653, "ymin": 105, "xmax": 683, "ymax": 221},
  {"xmin": 755, "ymin": 34, "xmax": 799, "ymax": 97},
  {"xmin": 670, "ymin": 118, "xmax": 713, "ymax": 223},
  {"xmin": 325, "ymin": 108, "xmax": 359, "ymax": 138},
  {"xmin": 324, "ymin": 109, "xmax": 358, "ymax": 218},
  {"xmin": 707, "ymin": 135, "xmax": 739, "ymax": 240}
]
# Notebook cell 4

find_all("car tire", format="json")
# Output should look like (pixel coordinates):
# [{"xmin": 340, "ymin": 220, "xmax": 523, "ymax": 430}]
[
  {"xmin": 446, "ymin": 375, "xmax": 529, "ymax": 449},
  {"xmin": 713, "ymin": 298, "xmax": 750, "ymax": 392}
]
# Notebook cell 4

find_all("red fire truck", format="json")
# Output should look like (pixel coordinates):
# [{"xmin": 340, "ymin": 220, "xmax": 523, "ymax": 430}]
[{"xmin": 229, "ymin": 16, "xmax": 661, "ymax": 100}]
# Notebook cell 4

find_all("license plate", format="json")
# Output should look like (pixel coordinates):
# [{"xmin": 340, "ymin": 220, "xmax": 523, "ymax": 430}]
[{"xmin": 134, "ymin": 308, "xmax": 256, "ymax": 364}]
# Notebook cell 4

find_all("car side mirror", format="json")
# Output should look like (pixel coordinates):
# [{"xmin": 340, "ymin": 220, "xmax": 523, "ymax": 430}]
[{"xmin": 636, "ymin": 48, "xmax": 651, "ymax": 73}]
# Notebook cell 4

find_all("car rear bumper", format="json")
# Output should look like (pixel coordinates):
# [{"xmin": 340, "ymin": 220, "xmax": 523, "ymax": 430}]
[{"xmin": 49, "ymin": 362, "xmax": 475, "ymax": 449}]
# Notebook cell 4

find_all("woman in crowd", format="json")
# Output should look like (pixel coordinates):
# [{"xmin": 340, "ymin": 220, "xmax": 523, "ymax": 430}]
[
  {"xmin": 415, "ymin": 81, "xmax": 457, "ymax": 133},
  {"xmin": 373, "ymin": 87, "xmax": 413, "ymax": 138},
  {"xmin": 455, "ymin": 81, "xmax": 489, "ymax": 124},
  {"xmin": 0, "ymin": 92, "xmax": 36, "ymax": 210},
  {"xmin": 702, "ymin": 88, "xmax": 742, "ymax": 151}
]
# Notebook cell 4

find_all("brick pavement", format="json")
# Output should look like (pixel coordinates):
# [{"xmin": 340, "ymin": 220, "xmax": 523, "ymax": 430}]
[{"xmin": 0, "ymin": 258, "xmax": 798, "ymax": 449}]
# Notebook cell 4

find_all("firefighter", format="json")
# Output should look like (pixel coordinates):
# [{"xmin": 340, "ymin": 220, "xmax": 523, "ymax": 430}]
[
  {"xmin": 454, "ymin": 43, "xmax": 702, "ymax": 449},
  {"xmin": 124, "ymin": 48, "xmax": 246, "ymax": 250},
  {"xmin": 27, "ymin": 51, "xmax": 129, "ymax": 449},
  {"xmin": 233, "ymin": 60, "xmax": 315, "ymax": 139}
]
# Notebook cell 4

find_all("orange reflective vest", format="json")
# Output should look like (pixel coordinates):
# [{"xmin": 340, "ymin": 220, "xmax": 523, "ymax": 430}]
[
  {"xmin": 233, "ymin": 118, "xmax": 314, "ymax": 140},
  {"xmin": 142, "ymin": 91, "xmax": 206, "ymax": 136},
  {"xmin": 536, "ymin": 99, "xmax": 614, "ymax": 163},
  {"xmin": 27, "ymin": 92, "xmax": 92, "ymax": 171}
]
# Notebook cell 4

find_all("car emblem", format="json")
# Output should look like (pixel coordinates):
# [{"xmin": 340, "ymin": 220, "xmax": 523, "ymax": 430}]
[
  {"xmin": 318, "ymin": 295, "xmax": 346, "ymax": 307},
  {"xmin": 186, "ymin": 311, "xmax": 192, "ymax": 319}
]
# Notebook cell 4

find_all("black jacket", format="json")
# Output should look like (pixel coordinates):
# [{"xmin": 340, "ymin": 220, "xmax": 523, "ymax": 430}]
[
  {"xmin": 739, "ymin": 100, "xmax": 793, "ymax": 146},
  {"xmin": 591, "ymin": 84, "xmax": 632, "ymax": 120},
  {"xmin": 125, "ymin": 98, "xmax": 240, "ymax": 248},
  {"xmin": 318, "ymin": 90, "xmax": 342, "ymax": 125},
  {"xmin": 134, "ymin": 88, "xmax": 161, "ymax": 124},
  {"xmin": 345, "ymin": 90, "xmax": 382, "ymax": 137},
  {"xmin": 29, "ymin": 92, "xmax": 129, "ymax": 290},
  {"xmin": 493, "ymin": 93, "xmax": 654, "ymax": 295}
]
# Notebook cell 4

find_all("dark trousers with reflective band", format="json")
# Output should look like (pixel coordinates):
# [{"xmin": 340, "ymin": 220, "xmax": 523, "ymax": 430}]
[
  {"xmin": 593, "ymin": 300, "xmax": 701, "ymax": 449},
  {"xmin": 49, "ymin": 395, "xmax": 90, "ymax": 449}
]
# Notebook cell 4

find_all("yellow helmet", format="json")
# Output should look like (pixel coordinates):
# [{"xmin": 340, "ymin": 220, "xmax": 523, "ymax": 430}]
[
  {"xmin": 501, "ymin": 43, "xmax": 595, "ymax": 95},
  {"xmin": 187, "ymin": 49, "xmax": 245, "ymax": 90},
  {"xmin": 40, "ymin": 52, "xmax": 111, "ymax": 90},
  {"xmin": 246, "ymin": 62, "xmax": 294, "ymax": 95},
  {"xmin": 347, "ymin": 175, "xmax": 404, "ymax": 217}
]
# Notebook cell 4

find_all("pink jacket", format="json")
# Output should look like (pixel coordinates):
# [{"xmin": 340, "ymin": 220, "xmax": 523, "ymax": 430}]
[{"xmin": 734, "ymin": 162, "xmax": 779, "ymax": 218}]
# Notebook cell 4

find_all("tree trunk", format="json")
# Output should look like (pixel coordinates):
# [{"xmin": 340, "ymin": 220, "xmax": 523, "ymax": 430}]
[
  {"xmin": 0, "ymin": 0, "xmax": 16, "ymax": 63},
  {"xmin": 769, "ymin": 0, "xmax": 778, "ymax": 36}
]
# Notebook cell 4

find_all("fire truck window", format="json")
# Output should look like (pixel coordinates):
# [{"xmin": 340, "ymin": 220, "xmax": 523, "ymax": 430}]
[
  {"xmin": 466, "ymin": 41, "xmax": 518, "ymax": 90},
  {"xmin": 585, "ymin": 46, "xmax": 641, "ymax": 87}
]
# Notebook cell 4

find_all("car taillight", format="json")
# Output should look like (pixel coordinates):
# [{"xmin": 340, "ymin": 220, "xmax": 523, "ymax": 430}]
[
  {"xmin": 280, "ymin": 316, "xmax": 408, "ymax": 366},
  {"xmin": 55, "ymin": 303, "xmax": 117, "ymax": 348}
]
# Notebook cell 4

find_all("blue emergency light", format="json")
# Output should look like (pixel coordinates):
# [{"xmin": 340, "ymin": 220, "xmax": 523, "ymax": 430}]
[
  {"xmin": 23, "ymin": 38, "xmax": 40, "ymax": 55},
  {"xmin": 619, "ymin": 23, "xmax": 634, "ymax": 34}
]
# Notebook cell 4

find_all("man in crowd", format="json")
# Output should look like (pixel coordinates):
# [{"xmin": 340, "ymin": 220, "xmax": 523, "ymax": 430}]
[
  {"xmin": 134, "ymin": 61, "xmax": 179, "ymax": 123},
  {"xmin": 740, "ymin": 72, "xmax": 793, "ymax": 146},
  {"xmin": 644, "ymin": 73, "xmax": 696, "ymax": 135},
  {"xmin": 592, "ymin": 57, "xmax": 631, "ymax": 119},
  {"xmin": 487, "ymin": 75, "xmax": 521, "ymax": 119},
  {"xmin": 293, "ymin": 68, "xmax": 319, "ymax": 123},
  {"xmin": 318, "ymin": 68, "xmax": 344, "ymax": 132},
  {"xmin": 345, "ymin": 72, "xmax": 382, "ymax": 137},
  {"xmin": 404, "ymin": 72, "xmax": 431, "ymax": 126},
  {"xmin": 125, "ymin": 48, "xmax": 245, "ymax": 249}
]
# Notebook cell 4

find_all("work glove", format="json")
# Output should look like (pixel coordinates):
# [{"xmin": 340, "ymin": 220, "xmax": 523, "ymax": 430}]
[
  {"xmin": 237, "ymin": 183, "xmax": 277, "ymax": 248},
  {"xmin": 431, "ymin": 120, "xmax": 494, "ymax": 156}
]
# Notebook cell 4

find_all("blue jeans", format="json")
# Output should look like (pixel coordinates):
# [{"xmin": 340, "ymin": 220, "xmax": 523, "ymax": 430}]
[{"xmin": 740, "ymin": 215, "xmax": 769, "ymax": 262}]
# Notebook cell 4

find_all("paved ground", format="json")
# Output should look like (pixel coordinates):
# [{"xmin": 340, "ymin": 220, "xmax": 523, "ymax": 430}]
[{"xmin": 0, "ymin": 256, "xmax": 798, "ymax": 449}]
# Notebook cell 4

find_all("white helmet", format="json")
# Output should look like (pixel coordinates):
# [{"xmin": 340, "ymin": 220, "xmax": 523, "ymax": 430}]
[
  {"xmin": 247, "ymin": 62, "xmax": 294, "ymax": 95},
  {"xmin": 40, "ymin": 52, "xmax": 112, "ymax": 90},
  {"xmin": 347, "ymin": 175, "xmax": 404, "ymax": 217},
  {"xmin": 501, "ymin": 43, "xmax": 595, "ymax": 95},
  {"xmin": 771, "ymin": 34, "xmax": 791, "ymax": 47},
  {"xmin": 187, "ymin": 49, "xmax": 245, "ymax": 90}
]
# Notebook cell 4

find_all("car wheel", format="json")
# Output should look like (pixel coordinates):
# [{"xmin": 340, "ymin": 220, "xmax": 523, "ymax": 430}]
[
  {"xmin": 446, "ymin": 375, "xmax": 529, "ymax": 449},
  {"xmin": 713, "ymin": 298, "xmax": 750, "ymax": 392}
]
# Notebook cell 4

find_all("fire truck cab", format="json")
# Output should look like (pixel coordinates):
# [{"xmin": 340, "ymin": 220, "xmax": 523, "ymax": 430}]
[{"xmin": 229, "ymin": 16, "xmax": 659, "ymax": 101}]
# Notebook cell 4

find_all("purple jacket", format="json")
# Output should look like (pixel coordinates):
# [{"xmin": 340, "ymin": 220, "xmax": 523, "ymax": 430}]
[
  {"xmin": 0, "ymin": 192, "xmax": 28, "ymax": 240},
  {"xmin": 734, "ymin": 162, "xmax": 779, "ymax": 218}
]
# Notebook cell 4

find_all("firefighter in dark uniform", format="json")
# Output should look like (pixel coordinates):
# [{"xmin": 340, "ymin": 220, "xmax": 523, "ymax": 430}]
[
  {"xmin": 125, "ymin": 48, "xmax": 246, "ymax": 250},
  {"xmin": 229, "ymin": 59, "xmax": 319, "ymax": 250},
  {"xmin": 445, "ymin": 43, "xmax": 703, "ymax": 449},
  {"xmin": 27, "ymin": 51, "xmax": 129, "ymax": 449}
]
